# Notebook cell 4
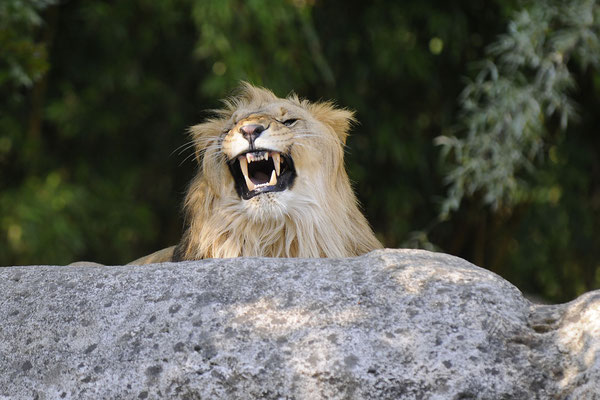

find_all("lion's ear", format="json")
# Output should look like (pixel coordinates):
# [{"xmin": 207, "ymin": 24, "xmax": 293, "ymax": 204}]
[{"xmin": 309, "ymin": 102, "xmax": 356, "ymax": 144}]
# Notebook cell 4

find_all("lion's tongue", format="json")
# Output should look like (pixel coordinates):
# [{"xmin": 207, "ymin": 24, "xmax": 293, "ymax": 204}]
[
  {"xmin": 252, "ymin": 171, "xmax": 270, "ymax": 185},
  {"xmin": 244, "ymin": 170, "xmax": 277, "ymax": 191}
]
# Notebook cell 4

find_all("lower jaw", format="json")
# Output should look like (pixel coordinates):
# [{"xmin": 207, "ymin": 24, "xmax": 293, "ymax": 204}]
[
  {"xmin": 240, "ymin": 186, "xmax": 287, "ymax": 200},
  {"xmin": 232, "ymin": 171, "xmax": 296, "ymax": 200}
]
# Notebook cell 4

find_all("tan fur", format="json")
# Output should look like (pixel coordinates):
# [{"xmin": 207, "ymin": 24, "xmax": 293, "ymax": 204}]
[
  {"xmin": 134, "ymin": 83, "xmax": 382, "ymax": 263},
  {"xmin": 128, "ymin": 246, "xmax": 175, "ymax": 265}
]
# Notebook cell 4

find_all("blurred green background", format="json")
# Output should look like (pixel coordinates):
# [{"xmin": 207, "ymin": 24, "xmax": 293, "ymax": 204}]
[{"xmin": 2, "ymin": 0, "xmax": 599, "ymax": 303}]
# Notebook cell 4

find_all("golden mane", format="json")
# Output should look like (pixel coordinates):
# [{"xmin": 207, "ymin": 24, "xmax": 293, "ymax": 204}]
[{"xmin": 130, "ymin": 84, "xmax": 382, "ymax": 264}]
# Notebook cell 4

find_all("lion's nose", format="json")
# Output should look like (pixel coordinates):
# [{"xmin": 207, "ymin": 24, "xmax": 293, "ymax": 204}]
[{"xmin": 240, "ymin": 124, "xmax": 265, "ymax": 145}]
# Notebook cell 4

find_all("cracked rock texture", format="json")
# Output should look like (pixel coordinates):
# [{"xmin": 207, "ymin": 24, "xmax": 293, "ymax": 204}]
[{"xmin": 0, "ymin": 249, "xmax": 598, "ymax": 399}]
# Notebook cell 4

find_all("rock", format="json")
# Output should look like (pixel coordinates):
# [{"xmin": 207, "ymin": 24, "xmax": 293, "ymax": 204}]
[{"xmin": 0, "ymin": 249, "xmax": 598, "ymax": 399}]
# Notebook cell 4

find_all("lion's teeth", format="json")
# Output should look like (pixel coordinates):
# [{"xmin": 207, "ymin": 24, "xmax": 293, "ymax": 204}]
[
  {"xmin": 269, "ymin": 169, "xmax": 277, "ymax": 186},
  {"xmin": 238, "ymin": 156, "xmax": 255, "ymax": 190},
  {"xmin": 244, "ymin": 175, "xmax": 255, "ymax": 191},
  {"xmin": 273, "ymin": 153, "xmax": 281, "ymax": 176},
  {"xmin": 246, "ymin": 153, "xmax": 252, "ymax": 163},
  {"xmin": 265, "ymin": 152, "xmax": 269, "ymax": 161},
  {"xmin": 239, "ymin": 156, "xmax": 249, "ymax": 178}
]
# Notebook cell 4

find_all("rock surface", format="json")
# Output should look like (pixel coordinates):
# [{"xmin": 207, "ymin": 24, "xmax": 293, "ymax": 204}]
[{"xmin": 0, "ymin": 249, "xmax": 598, "ymax": 399}]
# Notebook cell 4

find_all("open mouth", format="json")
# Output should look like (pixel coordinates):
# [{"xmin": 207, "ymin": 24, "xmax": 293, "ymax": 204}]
[{"xmin": 228, "ymin": 150, "xmax": 296, "ymax": 200}]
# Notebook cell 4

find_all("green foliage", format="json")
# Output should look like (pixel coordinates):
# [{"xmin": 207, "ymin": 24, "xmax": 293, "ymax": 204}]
[
  {"xmin": 1, "ymin": 0, "xmax": 599, "ymax": 302},
  {"xmin": 191, "ymin": 0, "xmax": 330, "ymax": 95},
  {"xmin": 437, "ymin": 0, "xmax": 600, "ymax": 215},
  {"xmin": 432, "ymin": 0, "xmax": 600, "ymax": 300},
  {"xmin": 0, "ymin": 0, "xmax": 57, "ymax": 87},
  {"xmin": 1, "ymin": 0, "xmax": 186, "ymax": 264}
]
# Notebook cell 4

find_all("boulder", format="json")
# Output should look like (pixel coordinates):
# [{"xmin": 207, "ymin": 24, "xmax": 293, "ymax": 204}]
[{"xmin": 0, "ymin": 249, "xmax": 598, "ymax": 399}]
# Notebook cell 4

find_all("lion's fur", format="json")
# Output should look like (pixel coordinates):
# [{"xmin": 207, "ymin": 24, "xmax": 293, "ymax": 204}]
[{"xmin": 133, "ymin": 83, "xmax": 382, "ymax": 263}]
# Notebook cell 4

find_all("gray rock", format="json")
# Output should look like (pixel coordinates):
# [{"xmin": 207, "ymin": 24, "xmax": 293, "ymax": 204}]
[{"xmin": 0, "ymin": 249, "xmax": 598, "ymax": 399}]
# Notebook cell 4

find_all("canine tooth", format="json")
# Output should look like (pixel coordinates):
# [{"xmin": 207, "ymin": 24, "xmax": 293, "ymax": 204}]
[
  {"xmin": 265, "ymin": 152, "xmax": 269, "ymax": 161},
  {"xmin": 246, "ymin": 153, "xmax": 252, "ymax": 163},
  {"xmin": 273, "ymin": 153, "xmax": 281, "ymax": 176},
  {"xmin": 239, "ymin": 156, "xmax": 249, "ymax": 178},
  {"xmin": 269, "ymin": 170, "xmax": 277, "ymax": 186},
  {"xmin": 239, "ymin": 156, "xmax": 255, "ymax": 190},
  {"xmin": 244, "ymin": 174, "xmax": 256, "ymax": 191}
]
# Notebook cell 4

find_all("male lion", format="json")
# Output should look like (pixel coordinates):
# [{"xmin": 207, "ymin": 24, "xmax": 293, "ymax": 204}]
[{"xmin": 131, "ymin": 83, "xmax": 382, "ymax": 264}]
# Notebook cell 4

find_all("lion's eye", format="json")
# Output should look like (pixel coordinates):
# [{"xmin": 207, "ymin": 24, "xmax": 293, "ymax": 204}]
[{"xmin": 283, "ymin": 118, "xmax": 298, "ymax": 127}]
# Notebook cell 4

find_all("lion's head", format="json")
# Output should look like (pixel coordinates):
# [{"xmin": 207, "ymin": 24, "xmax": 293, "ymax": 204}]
[{"xmin": 173, "ymin": 83, "xmax": 382, "ymax": 260}]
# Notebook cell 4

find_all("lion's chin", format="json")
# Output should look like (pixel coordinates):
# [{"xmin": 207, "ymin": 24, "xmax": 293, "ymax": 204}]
[
  {"xmin": 228, "ymin": 150, "xmax": 296, "ymax": 200},
  {"xmin": 236, "ymin": 191, "xmax": 292, "ymax": 220}
]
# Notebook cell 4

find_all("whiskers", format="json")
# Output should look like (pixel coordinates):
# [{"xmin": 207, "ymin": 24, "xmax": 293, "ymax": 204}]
[
  {"xmin": 173, "ymin": 136, "xmax": 223, "ymax": 166},
  {"xmin": 171, "ymin": 140, "xmax": 197, "ymax": 165}
]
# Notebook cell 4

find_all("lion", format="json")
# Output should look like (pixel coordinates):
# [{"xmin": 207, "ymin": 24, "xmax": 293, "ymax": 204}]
[{"xmin": 130, "ymin": 83, "xmax": 382, "ymax": 264}]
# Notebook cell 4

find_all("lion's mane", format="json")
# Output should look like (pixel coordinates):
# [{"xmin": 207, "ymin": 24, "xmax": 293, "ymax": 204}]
[{"xmin": 153, "ymin": 84, "xmax": 381, "ymax": 262}]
